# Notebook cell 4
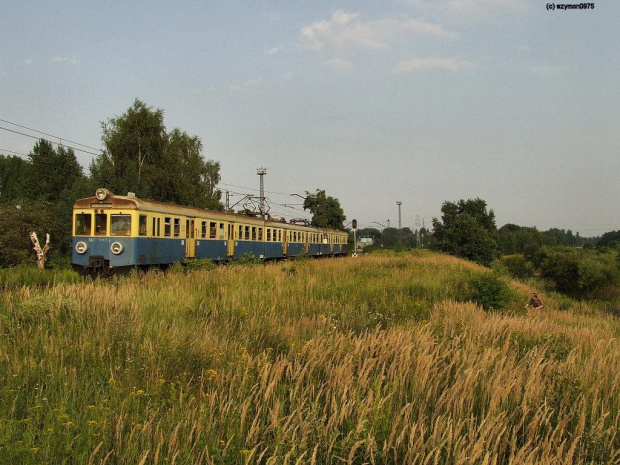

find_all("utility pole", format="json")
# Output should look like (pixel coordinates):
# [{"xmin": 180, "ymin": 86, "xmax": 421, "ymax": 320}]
[
  {"xmin": 415, "ymin": 215, "xmax": 421, "ymax": 247},
  {"xmin": 397, "ymin": 201, "xmax": 402, "ymax": 245},
  {"xmin": 256, "ymin": 167, "xmax": 267, "ymax": 218}
]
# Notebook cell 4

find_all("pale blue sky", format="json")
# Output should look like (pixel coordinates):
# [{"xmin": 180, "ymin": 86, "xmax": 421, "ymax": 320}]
[{"xmin": 1, "ymin": 1, "xmax": 618, "ymax": 235}]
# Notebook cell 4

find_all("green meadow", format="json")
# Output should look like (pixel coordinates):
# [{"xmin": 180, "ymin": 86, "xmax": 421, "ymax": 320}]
[{"xmin": 1, "ymin": 251, "xmax": 619, "ymax": 464}]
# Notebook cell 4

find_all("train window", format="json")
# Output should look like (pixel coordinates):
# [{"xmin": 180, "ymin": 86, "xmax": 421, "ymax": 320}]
[
  {"xmin": 152, "ymin": 218, "xmax": 156, "ymax": 237},
  {"xmin": 251, "ymin": 227, "xmax": 256, "ymax": 241},
  {"xmin": 201, "ymin": 222, "xmax": 207, "ymax": 238},
  {"xmin": 139, "ymin": 215, "xmax": 147, "ymax": 236},
  {"xmin": 95, "ymin": 213, "xmax": 107, "ymax": 236},
  {"xmin": 238, "ymin": 225, "xmax": 242, "ymax": 240},
  {"xmin": 164, "ymin": 217, "xmax": 171, "ymax": 237},
  {"xmin": 173, "ymin": 218, "xmax": 180, "ymax": 237},
  {"xmin": 75, "ymin": 214, "xmax": 91, "ymax": 236},
  {"xmin": 111, "ymin": 214, "xmax": 131, "ymax": 236},
  {"xmin": 209, "ymin": 222, "xmax": 217, "ymax": 239},
  {"xmin": 258, "ymin": 228, "xmax": 263, "ymax": 241},
  {"xmin": 266, "ymin": 228, "xmax": 271, "ymax": 242},
  {"xmin": 219, "ymin": 223, "xmax": 225, "ymax": 239},
  {"xmin": 156, "ymin": 218, "xmax": 161, "ymax": 237}
]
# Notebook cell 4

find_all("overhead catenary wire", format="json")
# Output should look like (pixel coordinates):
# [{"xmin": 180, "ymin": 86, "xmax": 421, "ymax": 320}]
[
  {"xmin": 0, "ymin": 118, "xmax": 102, "ymax": 152},
  {"xmin": 0, "ymin": 125, "xmax": 101, "ymax": 157},
  {"xmin": 0, "ymin": 147, "xmax": 29, "ymax": 158}
]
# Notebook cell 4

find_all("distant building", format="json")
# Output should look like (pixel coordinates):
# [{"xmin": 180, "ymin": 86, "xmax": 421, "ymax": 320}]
[{"xmin": 359, "ymin": 237, "xmax": 374, "ymax": 248}]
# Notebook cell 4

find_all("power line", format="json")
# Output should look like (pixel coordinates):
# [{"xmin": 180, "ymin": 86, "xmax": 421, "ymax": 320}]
[
  {"xmin": 0, "ymin": 118, "xmax": 101, "ymax": 152},
  {"xmin": 0, "ymin": 126, "xmax": 101, "ymax": 157},
  {"xmin": 0, "ymin": 147, "xmax": 29, "ymax": 158},
  {"xmin": 216, "ymin": 181, "xmax": 294, "ymax": 196}
]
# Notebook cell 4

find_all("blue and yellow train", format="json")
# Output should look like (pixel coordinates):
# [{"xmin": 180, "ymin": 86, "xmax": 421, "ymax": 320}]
[{"xmin": 72, "ymin": 188, "xmax": 349, "ymax": 276}]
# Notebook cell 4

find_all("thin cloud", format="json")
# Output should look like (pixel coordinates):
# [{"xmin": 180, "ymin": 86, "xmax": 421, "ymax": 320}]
[
  {"xmin": 403, "ymin": 19, "xmax": 455, "ymax": 39},
  {"xmin": 394, "ymin": 57, "xmax": 470, "ymax": 73},
  {"xmin": 324, "ymin": 58, "xmax": 352, "ymax": 69},
  {"xmin": 301, "ymin": 11, "xmax": 386, "ymax": 51},
  {"xmin": 281, "ymin": 71, "xmax": 293, "ymax": 81},
  {"xmin": 300, "ymin": 10, "xmax": 453, "ymax": 52},
  {"xmin": 229, "ymin": 78, "xmax": 260, "ymax": 92},
  {"xmin": 264, "ymin": 11, "xmax": 283, "ymax": 22},
  {"xmin": 407, "ymin": 0, "xmax": 530, "ymax": 17},
  {"xmin": 50, "ymin": 55, "xmax": 80, "ymax": 65},
  {"xmin": 530, "ymin": 64, "xmax": 561, "ymax": 76},
  {"xmin": 266, "ymin": 47, "xmax": 282, "ymax": 56}
]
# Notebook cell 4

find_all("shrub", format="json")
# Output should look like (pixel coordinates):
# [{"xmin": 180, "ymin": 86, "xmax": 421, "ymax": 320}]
[
  {"xmin": 501, "ymin": 255, "xmax": 535, "ymax": 279},
  {"xmin": 540, "ymin": 247, "xmax": 619, "ymax": 297},
  {"xmin": 182, "ymin": 258, "xmax": 217, "ymax": 271},
  {"xmin": 468, "ymin": 272, "xmax": 516, "ymax": 312},
  {"xmin": 236, "ymin": 252, "xmax": 263, "ymax": 266}
]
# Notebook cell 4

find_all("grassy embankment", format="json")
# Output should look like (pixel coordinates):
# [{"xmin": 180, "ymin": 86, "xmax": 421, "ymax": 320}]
[{"xmin": 1, "ymin": 250, "xmax": 619, "ymax": 464}]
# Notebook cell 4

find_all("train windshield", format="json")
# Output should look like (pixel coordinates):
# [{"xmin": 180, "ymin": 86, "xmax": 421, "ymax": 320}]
[
  {"xmin": 111, "ymin": 214, "xmax": 131, "ymax": 236},
  {"xmin": 95, "ymin": 213, "xmax": 107, "ymax": 235},
  {"xmin": 75, "ymin": 214, "xmax": 92, "ymax": 235}
]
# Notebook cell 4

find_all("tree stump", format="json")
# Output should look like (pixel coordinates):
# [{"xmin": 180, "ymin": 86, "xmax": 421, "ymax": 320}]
[{"xmin": 30, "ymin": 232, "xmax": 50, "ymax": 270}]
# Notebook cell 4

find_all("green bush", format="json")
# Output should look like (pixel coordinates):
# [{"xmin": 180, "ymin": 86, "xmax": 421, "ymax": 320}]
[
  {"xmin": 500, "ymin": 255, "xmax": 535, "ymax": 279},
  {"xmin": 182, "ymin": 258, "xmax": 217, "ymax": 271},
  {"xmin": 540, "ymin": 247, "xmax": 619, "ymax": 298},
  {"xmin": 468, "ymin": 272, "xmax": 516, "ymax": 312},
  {"xmin": 236, "ymin": 252, "xmax": 263, "ymax": 266},
  {"xmin": 0, "ymin": 265, "xmax": 84, "ymax": 288}
]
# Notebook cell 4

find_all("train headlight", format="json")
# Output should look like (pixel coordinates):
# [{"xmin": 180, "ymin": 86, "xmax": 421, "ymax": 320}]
[
  {"xmin": 111, "ymin": 242, "xmax": 124, "ymax": 255},
  {"xmin": 75, "ymin": 241, "xmax": 88, "ymax": 254},
  {"xmin": 95, "ymin": 188, "xmax": 110, "ymax": 201}
]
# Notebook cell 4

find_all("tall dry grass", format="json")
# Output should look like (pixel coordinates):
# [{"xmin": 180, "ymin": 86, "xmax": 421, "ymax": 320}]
[{"xmin": 0, "ymin": 251, "xmax": 619, "ymax": 463}]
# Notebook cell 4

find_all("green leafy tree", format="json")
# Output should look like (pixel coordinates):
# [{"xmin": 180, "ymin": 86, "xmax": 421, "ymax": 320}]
[
  {"xmin": 26, "ymin": 140, "xmax": 84, "ymax": 202},
  {"xmin": 303, "ymin": 189, "xmax": 346, "ymax": 230},
  {"xmin": 539, "ymin": 247, "xmax": 619, "ymax": 297},
  {"xmin": 356, "ymin": 228, "xmax": 382, "ymax": 247},
  {"xmin": 381, "ymin": 227, "xmax": 399, "ymax": 248},
  {"xmin": 597, "ymin": 230, "xmax": 620, "ymax": 248},
  {"xmin": 0, "ymin": 201, "xmax": 56, "ymax": 268},
  {"xmin": 0, "ymin": 155, "xmax": 29, "ymax": 202},
  {"xmin": 95, "ymin": 99, "xmax": 167, "ymax": 197},
  {"xmin": 163, "ymin": 129, "xmax": 222, "ymax": 210},
  {"xmin": 432, "ymin": 198, "xmax": 498, "ymax": 266},
  {"xmin": 91, "ymin": 99, "xmax": 222, "ymax": 209}
]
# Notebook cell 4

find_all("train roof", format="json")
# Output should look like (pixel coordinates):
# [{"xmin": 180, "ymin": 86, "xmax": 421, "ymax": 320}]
[{"xmin": 73, "ymin": 189, "xmax": 347, "ymax": 234}]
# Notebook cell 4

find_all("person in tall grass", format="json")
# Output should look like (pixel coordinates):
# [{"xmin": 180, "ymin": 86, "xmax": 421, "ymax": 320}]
[{"xmin": 525, "ymin": 292, "xmax": 544, "ymax": 310}]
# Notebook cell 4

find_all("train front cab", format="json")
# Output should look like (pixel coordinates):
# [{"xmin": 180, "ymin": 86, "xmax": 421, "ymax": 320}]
[
  {"xmin": 73, "ymin": 208, "xmax": 196, "ymax": 274},
  {"xmin": 73, "ymin": 209, "xmax": 141, "ymax": 275}
]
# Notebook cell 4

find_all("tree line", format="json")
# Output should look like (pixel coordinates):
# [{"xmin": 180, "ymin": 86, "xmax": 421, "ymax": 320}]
[
  {"xmin": 1, "ymin": 99, "xmax": 349, "ymax": 269},
  {"xmin": 0, "ymin": 99, "xmax": 223, "ymax": 268},
  {"xmin": 358, "ymin": 198, "xmax": 619, "ymax": 302}
]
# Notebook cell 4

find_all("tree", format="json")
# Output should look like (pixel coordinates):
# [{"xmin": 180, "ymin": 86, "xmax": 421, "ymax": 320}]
[
  {"xmin": 95, "ymin": 99, "xmax": 167, "ymax": 197},
  {"xmin": 597, "ymin": 230, "xmax": 620, "ymax": 248},
  {"xmin": 162, "ymin": 129, "xmax": 222, "ymax": 210},
  {"xmin": 0, "ymin": 201, "xmax": 55, "ymax": 268},
  {"xmin": 91, "ymin": 99, "xmax": 222, "ymax": 209},
  {"xmin": 303, "ymin": 189, "xmax": 346, "ymax": 230},
  {"xmin": 539, "ymin": 247, "xmax": 619, "ymax": 297},
  {"xmin": 0, "ymin": 155, "xmax": 29, "ymax": 202},
  {"xmin": 26, "ymin": 140, "xmax": 84, "ymax": 202},
  {"xmin": 432, "ymin": 198, "xmax": 498, "ymax": 266}
]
